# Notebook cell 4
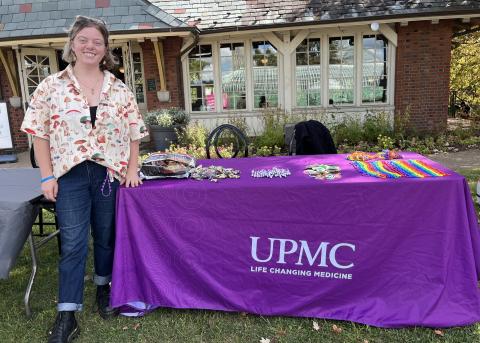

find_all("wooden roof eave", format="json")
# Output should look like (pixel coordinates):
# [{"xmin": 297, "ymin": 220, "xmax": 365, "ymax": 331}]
[{"xmin": 0, "ymin": 28, "xmax": 196, "ymax": 48}]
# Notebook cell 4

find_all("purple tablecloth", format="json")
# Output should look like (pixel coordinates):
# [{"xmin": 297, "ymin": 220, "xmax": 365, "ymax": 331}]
[{"xmin": 111, "ymin": 152, "xmax": 480, "ymax": 327}]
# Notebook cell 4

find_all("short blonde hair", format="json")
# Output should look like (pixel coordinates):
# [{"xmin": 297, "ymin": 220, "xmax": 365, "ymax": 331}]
[{"xmin": 62, "ymin": 15, "xmax": 117, "ymax": 71}]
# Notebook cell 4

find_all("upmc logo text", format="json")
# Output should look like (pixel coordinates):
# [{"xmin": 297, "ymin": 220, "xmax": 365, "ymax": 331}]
[{"xmin": 250, "ymin": 236, "xmax": 356, "ymax": 269}]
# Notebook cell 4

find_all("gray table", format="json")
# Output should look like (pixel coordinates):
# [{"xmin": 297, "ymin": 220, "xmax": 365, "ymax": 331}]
[
  {"xmin": 0, "ymin": 168, "xmax": 41, "ymax": 279},
  {"xmin": 0, "ymin": 168, "xmax": 60, "ymax": 317}
]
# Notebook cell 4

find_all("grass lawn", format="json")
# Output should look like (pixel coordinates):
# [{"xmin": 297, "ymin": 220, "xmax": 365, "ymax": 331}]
[{"xmin": 1, "ymin": 170, "xmax": 480, "ymax": 343}]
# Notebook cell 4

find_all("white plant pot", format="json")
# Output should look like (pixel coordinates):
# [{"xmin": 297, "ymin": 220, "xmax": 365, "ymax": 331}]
[
  {"xmin": 9, "ymin": 96, "xmax": 22, "ymax": 108},
  {"xmin": 157, "ymin": 90, "xmax": 170, "ymax": 102}
]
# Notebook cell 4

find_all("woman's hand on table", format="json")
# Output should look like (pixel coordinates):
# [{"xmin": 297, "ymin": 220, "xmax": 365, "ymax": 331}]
[{"xmin": 122, "ymin": 169, "xmax": 143, "ymax": 188}]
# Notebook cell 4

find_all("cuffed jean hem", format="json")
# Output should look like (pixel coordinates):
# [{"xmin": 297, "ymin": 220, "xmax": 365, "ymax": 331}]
[
  {"xmin": 57, "ymin": 303, "xmax": 83, "ymax": 312},
  {"xmin": 93, "ymin": 274, "xmax": 112, "ymax": 286}
]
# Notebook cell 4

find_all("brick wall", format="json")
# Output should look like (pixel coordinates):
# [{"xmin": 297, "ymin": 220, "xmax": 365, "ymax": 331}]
[
  {"xmin": 0, "ymin": 56, "xmax": 28, "ymax": 151},
  {"xmin": 395, "ymin": 20, "xmax": 453, "ymax": 134},
  {"xmin": 141, "ymin": 37, "xmax": 184, "ymax": 111}
]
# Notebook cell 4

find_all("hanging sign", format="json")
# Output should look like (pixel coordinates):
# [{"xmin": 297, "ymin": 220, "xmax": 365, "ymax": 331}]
[{"xmin": 0, "ymin": 102, "xmax": 13, "ymax": 149}]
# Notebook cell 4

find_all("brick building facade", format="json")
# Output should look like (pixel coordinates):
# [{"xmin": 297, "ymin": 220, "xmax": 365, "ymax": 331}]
[
  {"xmin": 395, "ymin": 20, "xmax": 454, "ymax": 133},
  {"xmin": 141, "ymin": 37, "xmax": 184, "ymax": 112}
]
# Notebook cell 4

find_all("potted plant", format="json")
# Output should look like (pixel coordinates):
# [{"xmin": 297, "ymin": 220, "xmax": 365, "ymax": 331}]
[{"xmin": 144, "ymin": 108, "xmax": 190, "ymax": 151}]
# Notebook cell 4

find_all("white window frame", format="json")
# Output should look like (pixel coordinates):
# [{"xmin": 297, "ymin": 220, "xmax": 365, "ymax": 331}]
[
  {"xmin": 184, "ymin": 37, "xmax": 283, "ymax": 114},
  {"xmin": 292, "ymin": 28, "xmax": 394, "ymax": 110},
  {"xmin": 19, "ymin": 48, "xmax": 59, "ymax": 103},
  {"xmin": 327, "ymin": 34, "xmax": 357, "ymax": 107},
  {"xmin": 187, "ymin": 43, "xmax": 217, "ymax": 113},
  {"xmin": 360, "ymin": 34, "xmax": 390, "ymax": 105},
  {"xmin": 217, "ymin": 40, "xmax": 248, "ymax": 112},
  {"xmin": 251, "ymin": 38, "xmax": 281, "ymax": 110},
  {"xmin": 293, "ymin": 37, "xmax": 322, "ymax": 108},
  {"xmin": 182, "ymin": 26, "xmax": 395, "ymax": 115},
  {"xmin": 131, "ymin": 44, "xmax": 147, "ymax": 110}
]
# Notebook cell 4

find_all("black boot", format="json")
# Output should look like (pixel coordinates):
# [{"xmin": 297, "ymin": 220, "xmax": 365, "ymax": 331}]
[
  {"xmin": 96, "ymin": 284, "xmax": 119, "ymax": 319},
  {"xmin": 47, "ymin": 311, "xmax": 79, "ymax": 343}
]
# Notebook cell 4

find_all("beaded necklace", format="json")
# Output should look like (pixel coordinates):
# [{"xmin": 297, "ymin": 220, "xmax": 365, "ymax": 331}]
[{"xmin": 352, "ymin": 159, "xmax": 449, "ymax": 179}]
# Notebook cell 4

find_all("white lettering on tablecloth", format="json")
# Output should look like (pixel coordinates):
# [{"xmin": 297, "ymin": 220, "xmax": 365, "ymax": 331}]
[
  {"xmin": 250, "ymin": 236, "xmax": 355, "ymax": 269},
  {"xmin": 249, "ymin": 236, "xmax": 355, "ymax": 280}
]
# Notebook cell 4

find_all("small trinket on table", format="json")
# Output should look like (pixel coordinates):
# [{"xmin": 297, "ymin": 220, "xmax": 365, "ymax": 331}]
[
  {"xmin": 190, "ymin": 165, "xmax": 241, "ymax": 182},
  {"xmin": 304, "ymin": 164, "xmax": 341, "ymax": 180},
  {"xmin": 251, "ymin": 167, "xmax": 291, "ymax": 178}
]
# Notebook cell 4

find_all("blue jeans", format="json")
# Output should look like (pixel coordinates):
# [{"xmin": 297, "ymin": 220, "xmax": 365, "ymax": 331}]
[{"xmin": 55, "ymin": 161, "xmax": 119, "ymax": 312}]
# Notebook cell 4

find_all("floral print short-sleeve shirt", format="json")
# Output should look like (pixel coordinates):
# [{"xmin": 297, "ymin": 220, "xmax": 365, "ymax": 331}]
[{"xmin": 21, "ymin": 64, "xmax": 148, "ymax": 181}]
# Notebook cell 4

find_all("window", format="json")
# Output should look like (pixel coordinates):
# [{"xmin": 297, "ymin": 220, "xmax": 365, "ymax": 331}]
[
  {"xmin": 189, "ymin": 45, "xmax": 214, "ymax": 112},
  {"xmin": 362, "ymin": 35, "xmax": 388, "ymax": 103},
  {"xmin": 132, "ymin": 52, "xmax": 145, "ymax": 105},
  {"xmin": 220, "ymin": 43, "xmax": 246, "ymax": 110},
  {"xmin": 329, "ymin": 36, "xmax": 355, "ymax": 105},
  {"xmin": 252, "ymin": 41, "xmax": 278, "ymax": 109},
  {"xmin": 295, "ymin": 38, "xmax": 321, "ymax": 107}
]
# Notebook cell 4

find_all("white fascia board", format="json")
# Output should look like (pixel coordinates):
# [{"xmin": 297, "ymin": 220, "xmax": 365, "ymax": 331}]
[{"xmin": 200, "ymin": 14, "xmax": 480, "ymax": 38}]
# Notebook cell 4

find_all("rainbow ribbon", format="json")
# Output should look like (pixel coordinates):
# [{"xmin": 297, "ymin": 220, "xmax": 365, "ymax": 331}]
[{"xmin": 352, "ymin": 159, "xmax": 449, "ymax": 178}]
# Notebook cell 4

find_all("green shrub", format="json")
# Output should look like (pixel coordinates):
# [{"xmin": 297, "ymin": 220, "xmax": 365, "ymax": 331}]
[
  {"xmin": 253, "ymin": 109, "xmax": 286, "ymax": 149},
  {"xmin": 332, "ymin": 119, "xmax": 364, "ymax": 145},
  {"xmin": 176, "ymin": 121, "xmax": 209, "ymax": 148},
  {"xmin": 166, "ymin": 143, "xmax": 236, "ymax": 159},
  {"xmin": 226, "ymin": 115, "xmax": 249, "ymax": 136},
  {"xmin": 252, "ymin": 145, "xmax": 282, "ymax": 157},
  {"xmin": 377, "ymin": 134, "xmax": 395, "ymax": 149},
  {"xmin": 362, "ymin": 112, "xmax": 393, "ymax": 142},
  {"xmin": 143, "ymin": 108, "xmax": 190, "ymax": 127}
]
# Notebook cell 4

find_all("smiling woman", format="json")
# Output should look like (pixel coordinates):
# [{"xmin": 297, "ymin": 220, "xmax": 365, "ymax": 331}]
[{"xmin": 20, "ymin": 15, "xmax": 148, "ymax": 343}]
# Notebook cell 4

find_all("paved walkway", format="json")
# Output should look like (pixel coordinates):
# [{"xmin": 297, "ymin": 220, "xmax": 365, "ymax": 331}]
[
  {"xmin": 2, "ymin": 149, "xmax": 479, "ymax": 171},
  {"xmin": 0, "ymin": 151, "xmax": 30, "ymax": 168},
  {"xmin": 428, "ymin": 149, "xmax": 480, "ymax": 171}
]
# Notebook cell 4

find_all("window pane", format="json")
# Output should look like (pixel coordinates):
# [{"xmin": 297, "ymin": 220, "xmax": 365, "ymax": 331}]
[
  {"xmin": 308, "ymin": 92, "xmax": 321, "ymax": 106},
  {"xmin": 329, "ymin": 36, "xmax": 354, "ymax": 104},
  {"xmin": 253, "ymin": 41, "xmax": 278, "ymax": 109},
  {"xmin": 363, "ymin": 48, "xmax": 375, "ymax": 63},
  {"xmin": 362, "ymin": 35, "xmax": 388, "ymax": 103},
  {"xmin": 220, "ymin": 57, "xmax": 233, "ymax": 72},
  {"xmin": 297, "ymin": 40, "xmax": 307, "ymax": 52},
  {"xmin": 202, "ymin": 71, "xmax": 214, "ymax": 84},
  {"xmin": 131, "ymin": 53, "xmax": 145, "ymax": 104},
  {"xmin": 363, "ymin": 36, "xmax": 376, "ymax": 49},
  {"xmin": 296, "ymin": 38, "xmax": 321, "ymax": 107},
  {"xmin": 296, "ymin": 53, "xmax": 308, "ymax": 66},
  {"xmin": 190, "ymin": 72, "xmax": 201, "ymax": 84},
  {"xmin": 220, "ymin": 43, "xmax": 246, "ymax": 110},
  {"xmin": 189, "ymin": 44, "xmax": 215, "ymax": 111},
  {"xmin": 309, "ymin": 52, "xmax": 320, "ymax": 65},
  {"xmin": 309, "ymin": 38, "xmax": 320, "ymax": 53},
  {"xmin": 200, "ymin": 45, "xmax": 212, "ymax": 55}
]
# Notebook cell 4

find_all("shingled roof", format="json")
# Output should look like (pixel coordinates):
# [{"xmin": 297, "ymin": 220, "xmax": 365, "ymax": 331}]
[
  {"xmin": 151, "ymin": 0, "xmax": 480, "ymax": 31},
  {"xmin": 0, "ymin": 0, "xmax": 190, "ymax": 41}
]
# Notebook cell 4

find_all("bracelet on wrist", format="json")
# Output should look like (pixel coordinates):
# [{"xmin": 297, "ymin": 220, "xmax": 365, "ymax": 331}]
[{"xmin": 41, "ymin": 175, "xmax": 55, "ymax": 183}]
